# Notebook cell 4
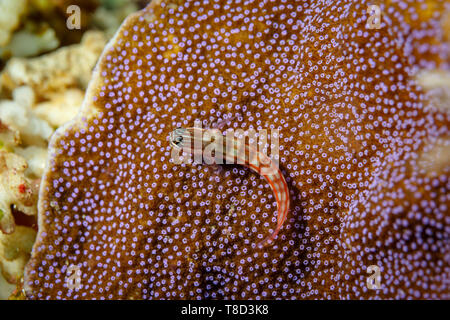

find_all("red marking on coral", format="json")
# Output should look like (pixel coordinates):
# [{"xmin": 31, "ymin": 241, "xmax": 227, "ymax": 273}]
[{"xmin": 18, "ymin": 184, "xmax": 27, "ymax": 194}]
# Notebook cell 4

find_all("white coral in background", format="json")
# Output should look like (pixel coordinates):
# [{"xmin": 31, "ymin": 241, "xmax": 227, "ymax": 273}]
[
  {"xmin": 14, "ymin": 146, "xmax": 47, "ymax": 178},
  {"xmin": 0, "ymin": 28, "xmax": 60, "ymax": 58},
  {"xmin": 0, "ymin": 120, "xmax": 20, "ymax": 151},
  {"xmin": 0, "ymin": 269, "xmax": 15, "ymax": 299},
  {"xmin": 0, "ymin": 31, "xmax": 108, "ymax": 99},
  {"xmin": 0, "ymin": 151, "xmax": 37, "ymax": 235},
  {"xmin": 34, "ymin": 88, "xmax": 84, "ymax": 128},
  {"xmin": 0, "ymin": 0, "xmax": 27, "ymax": 46},
  {"xmin": 0, "ymin": 225, "xmax": 36, "ymax": 284},
  {"xmin": 0, "ymin": 93, "xmax": 42, "ymax": 296},
  {"xmin": 0, "ymin": 86, "xmax": 53, "ymax": 146}
]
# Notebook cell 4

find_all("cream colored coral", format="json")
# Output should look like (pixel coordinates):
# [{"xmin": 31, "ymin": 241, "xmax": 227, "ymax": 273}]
[
  {"xmin": 34, "ymin": 88, "xmax": 84, "ymax": 127},
  {"xmin": 0, "ymin": 121, "xmax": 20, "ymax": 151},
  {"xmin": 0, "ymin": 151, "xmax": 37, "ymax": 234},
  {"xmin": 0, "ymin": 226, "xmax": 36, "ymax": 284},
  {"xmin": 0, "ymin": 102, "xmax": 41, "ymax": 299},
  {"xmin": 0, "ymin": 27, "xmax": 59, "ymax": 58},
  {"xmin": 0, "ymin": 86, "xmax": 53, "ymax": 146},
  {"xmin": 0, "ymin": 0, "xmax": 27, "ymax": 46},
  {"xmin": 416, "ymin": 70, "xmax": 450, "ymax": 112},
  {"xmin": 0, "ymin": 31, "xmax": 108, "ymax": 99},
  {"xmin": 14, "ymin": 146, "xmax": 47, "ymax": 178},
  {"xmin": 0, "ymin": 272, "xmax": 15, "ymax": 299},
  {"xmin": 417, "ymin": 69, "xmax": 450, "ymax": 91}
]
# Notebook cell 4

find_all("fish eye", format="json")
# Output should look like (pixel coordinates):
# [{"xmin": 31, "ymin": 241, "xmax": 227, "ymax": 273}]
[
  {"xmin": 170, "ymin": 127, "xmax": 187, "ymax": 148},
  {"xmin": 174, "ymin": 135, "xmax": 183, "ymax": 145}
]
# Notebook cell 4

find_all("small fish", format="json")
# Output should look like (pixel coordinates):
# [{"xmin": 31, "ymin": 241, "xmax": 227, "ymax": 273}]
[{"xmin": 170, "ymin": 127, "xmax": 290, "ymax": 248}]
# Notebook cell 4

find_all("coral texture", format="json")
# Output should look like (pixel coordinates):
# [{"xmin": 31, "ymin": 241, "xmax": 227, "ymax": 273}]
[
  {"xmin": 0, "ymin": 225, "xmax": 36, "ymax": 283},
  {"xmin": 0, "ymin": 86, "xmax": 53, "ymax": 146},
  {"xmin": 0, "ymin": 117, "xmax": 39, "ymax": 236},
  {"xmin": 0, "ymin": 0, "xmax": 26, "ymax": 47},
  {"xmin": 0, "ymin": 3, "xmax": 138, "ymax": 299},
  {"xmin": 25, "ymin": 0, "xmax": 449, "ymax": 299},
  {"xmin": 0, "ymin": 31, "xmax": 108, "ymax": 100}
]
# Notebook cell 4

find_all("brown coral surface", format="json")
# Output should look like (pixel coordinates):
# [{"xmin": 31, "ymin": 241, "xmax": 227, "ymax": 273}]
[{"xmin": 24, "ymin": 0, "xmax": 449, "ymax": 299}]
